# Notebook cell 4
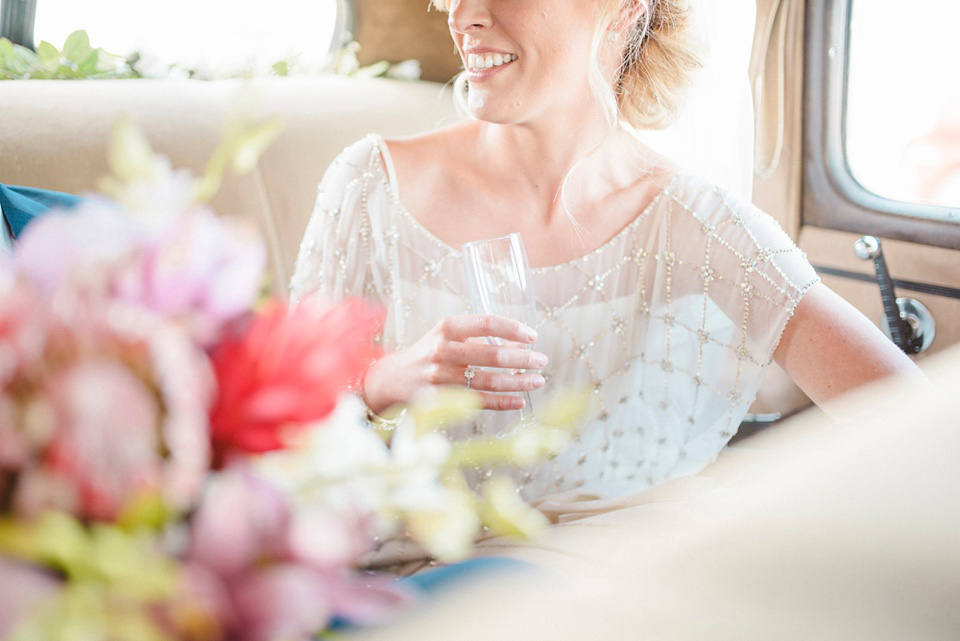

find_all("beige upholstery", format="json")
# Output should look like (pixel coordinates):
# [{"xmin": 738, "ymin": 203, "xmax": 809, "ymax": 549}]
[{"xmin": 0, "ymin": 76, "xmax": 459, "ymax": 294}]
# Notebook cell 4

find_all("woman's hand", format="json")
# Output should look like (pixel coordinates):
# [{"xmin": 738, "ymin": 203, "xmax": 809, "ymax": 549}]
[{"xmin": 361, "ymin": 314, "xmax": 548, "ymax": 414}]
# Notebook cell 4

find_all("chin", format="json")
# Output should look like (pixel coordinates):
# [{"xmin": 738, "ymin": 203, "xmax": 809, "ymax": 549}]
[{"xmin": 466, "ymin": 92, "xmax": 525, "ymax": 126}]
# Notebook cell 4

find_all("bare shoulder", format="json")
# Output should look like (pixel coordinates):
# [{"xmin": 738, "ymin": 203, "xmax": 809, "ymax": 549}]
[
  {"xmin": 380, "ymin": 122, "xmax": 480, "ymax": 221},
  {"xmin": 383, "ymin": 122, "xmax": 479, "ymax": 176}
]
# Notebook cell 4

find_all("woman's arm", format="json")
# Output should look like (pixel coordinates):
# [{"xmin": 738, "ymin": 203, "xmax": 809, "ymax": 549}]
[{"xmin": 773, "ymin": 282, "xmax": 924, "ymax": 408}]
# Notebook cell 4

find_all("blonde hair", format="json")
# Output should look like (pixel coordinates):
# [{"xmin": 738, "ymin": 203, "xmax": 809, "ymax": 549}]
[
  {"xmin": 609, "ymin": 0, "xmax": 703, "ymax": 130},
  {"xmin": 431, "ymin": 0, "xmax": 702, "ymax": 131}
]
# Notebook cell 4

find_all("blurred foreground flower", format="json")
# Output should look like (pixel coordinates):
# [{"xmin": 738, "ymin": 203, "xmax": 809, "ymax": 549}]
[
  {"xmin": 209, "ymin": 299, "xmax": 383, "ymax": 464},
  {"xmin": 0, "ymin": 119, "xmax": 589, "ymax": 641}
]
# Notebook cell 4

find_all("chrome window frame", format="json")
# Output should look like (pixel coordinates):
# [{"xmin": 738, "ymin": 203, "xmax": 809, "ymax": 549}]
[{"xmin": 802, "ymin": 0, "xmax": 960, "ymax": 249}]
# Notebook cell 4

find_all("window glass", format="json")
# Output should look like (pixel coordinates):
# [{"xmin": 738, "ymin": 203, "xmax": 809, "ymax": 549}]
[
  {"xmin": 845, "ymin": 0, "xmax": 960, "ymax": 209},
  {"xmin": 33, "ymin": 0, "xmax": 339, "ymax": 76}
]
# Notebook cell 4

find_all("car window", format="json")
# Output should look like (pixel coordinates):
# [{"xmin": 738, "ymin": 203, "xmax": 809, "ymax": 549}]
[
  {"xmin": 33, "ymin": 0, "xmax": 342, "ymax": 76},
  {"xmin": 845, "ymin": 0, "xmax": 960, "ymax": 209}
]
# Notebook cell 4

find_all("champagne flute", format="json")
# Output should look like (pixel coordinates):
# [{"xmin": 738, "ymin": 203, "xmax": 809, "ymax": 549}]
[{"xmin": 461, "ymin": 233, "xmax": 538, "ymax": 423}]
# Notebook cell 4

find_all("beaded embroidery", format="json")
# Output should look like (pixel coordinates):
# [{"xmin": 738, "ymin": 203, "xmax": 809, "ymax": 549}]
[{"xmin": 290, "ymin": 134, "xmax": 820, "ymax": 502}]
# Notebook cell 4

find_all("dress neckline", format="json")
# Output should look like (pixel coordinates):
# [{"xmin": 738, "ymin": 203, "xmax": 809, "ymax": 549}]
[{"xmin": 368, "ymin": 133, "xmax": 684, "ymax": 274}]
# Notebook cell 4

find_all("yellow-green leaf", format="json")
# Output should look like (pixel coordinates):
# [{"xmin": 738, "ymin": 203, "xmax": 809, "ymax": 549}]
[
  {"xmin": 478, "ymin": 476, "xmax": 548, "ymax": 539},
  {"xmin": 117, "ymin": 492, "xmax": 173, "ymax": 531},
  {"xmin": 409, "ymin": 387, "xmax": 482, "ymax": 435},
  {"xmin": 229, "ymin": 119, "xmax": 284, "ymax": 173},
  {"xmin": 36, "ymin": 41, "xmax": 59, "ymax": 66},
  {"xmin": 61, "ymin": 30, "xmax": 92, "ymax": 64},
  {"xmin": 530, "ymin": 388, "xmax": 592, "ymax": 431},
  {"xmin": 107, "ymin": 117, "xmax": 157, "ymax": 183}
]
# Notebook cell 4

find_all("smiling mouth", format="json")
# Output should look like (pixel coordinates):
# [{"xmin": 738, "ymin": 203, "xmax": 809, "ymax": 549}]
[{"xmin": 466, "ymin": 53, "xmax": 518, "ymax": 72}]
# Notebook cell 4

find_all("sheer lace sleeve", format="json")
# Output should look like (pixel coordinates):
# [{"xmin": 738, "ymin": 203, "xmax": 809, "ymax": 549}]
[
  {"xmin": 668, "ymin": 177, "xmax": 820, "ymax": 368},
  {"xmin": 288, "ymin": 137, "xmax": 381, "ymax": 305}
]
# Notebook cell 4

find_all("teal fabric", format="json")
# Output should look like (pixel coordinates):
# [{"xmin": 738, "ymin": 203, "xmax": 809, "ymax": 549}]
[
  {"xmin": 0, "ymin": 209, "xmax": 12, "ymax": 253},
  {"xmin": 329, "ymin": 557, "xmax": 531, "ymax": 631},
  {"xmin": 0, "ymin": 184, "xmax": 84, "ymax": 238}
]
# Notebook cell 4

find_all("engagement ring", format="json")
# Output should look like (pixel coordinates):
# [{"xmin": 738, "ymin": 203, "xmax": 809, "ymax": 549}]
[{"xmin": 464, "ymin": 365, "xmax": 476, "ymax": 389}]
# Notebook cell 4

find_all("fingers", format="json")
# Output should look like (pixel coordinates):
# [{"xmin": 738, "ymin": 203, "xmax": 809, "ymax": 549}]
[
  {"xmin": 441, "ymin": 340, "xmax": 548, "ymax": 370},
  {"xmin": 440, "ymin": 315, "xmax": 538, "ymax": 344},
  {"xmin": 462, "ymin": 367, "xmax": 545, "ymax": 394},
  {"xmin": 476, "ymin": 391, "xmax": 528, "ymax": 412}
]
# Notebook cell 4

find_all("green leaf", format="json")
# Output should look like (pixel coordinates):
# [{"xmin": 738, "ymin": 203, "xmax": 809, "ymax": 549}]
[
  {"xmin": 478, "ymin": 476, "xmax": 549, "ymax": 539},
  {"xmin": 532, "ymin": 388, "xmax": 592, "ymax": 430},
  {"xmin": 229, "ymin": 119, "xmax": 284, "ymax": 173},
  {"xmin": 76, "ymin": 49, "xmax": 102, "ymax": 74},
  {"xmin": 107, "ymin": 117, "xmax": 158, "ymax": 183},
  {"xmin": 353, "ymin": 59, "xmax": 391, "ymax": 78},
  {"xmin": 117, "ymin": 492, "xmax": 174, "ymax": 530},
  {"xmin": 0, "ymin": 39, "xmax": 40, "ymax": 78},
  {"xmin": 35, "ymin": 40, "xmax": 59, "ymax": 66},
  {"xmin": 61, "ymin": 30, "xmax": 93, "ymax": 65},
  {"xmin": 194, "ymin": 116, "xmax": 283, "ymax": 203},
  {"xmin": 409, "ymin": 387, "xmax": 482, "ymax": 435}
]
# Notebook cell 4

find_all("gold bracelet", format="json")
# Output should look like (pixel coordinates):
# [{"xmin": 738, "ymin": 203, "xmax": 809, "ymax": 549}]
[{"xmin": 360, "ymin": 396, "xmax": 407, "ymax": 433}]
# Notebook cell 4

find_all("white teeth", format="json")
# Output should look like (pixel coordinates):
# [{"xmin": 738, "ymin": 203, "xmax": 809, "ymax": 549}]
[{"xmin": 467, "ymin": 53, "xmax": 517, "ymax": 70}]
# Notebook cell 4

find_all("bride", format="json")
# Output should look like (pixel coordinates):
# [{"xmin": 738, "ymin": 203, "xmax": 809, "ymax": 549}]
[{"xmin": 291, "ymin": 0, "xmax": 917, "ymax": 519}]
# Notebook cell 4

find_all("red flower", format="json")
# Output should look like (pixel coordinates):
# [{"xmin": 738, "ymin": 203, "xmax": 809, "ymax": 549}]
[{"xmin": 208, "ymin": 299, "xmax": 383, "ymax": 464}]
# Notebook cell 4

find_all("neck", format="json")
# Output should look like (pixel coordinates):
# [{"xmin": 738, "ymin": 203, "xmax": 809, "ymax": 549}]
[
  {"xmin": 477, "ymin": 116, "xmax": 608, "ymax": 193},
  {"xmin": 471, "ymin": 117, "xmax": 652, "ymax": 217}
]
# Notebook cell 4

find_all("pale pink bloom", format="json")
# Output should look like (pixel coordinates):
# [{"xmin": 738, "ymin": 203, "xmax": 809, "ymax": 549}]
[
  {"xmin": 13, "ymin": 202, "xmax": 263, "ymax": 345},
  {"xmin": 187, "ymin": 465, "xmax": 292, "ymax": 581},
  {"xmin": 286, "ymin": 504, "xmax": 377, "ymax": 570},
  {"xmin": 228, "ymin": 563, "xmax": 412, "ymax": 641},
  {"xmin": 112, "ymin": 210, "xmax": 265, "ymax": 343},
  {"xmin": 14, "ymin": 201, "xmax": 141, "ymax": 296},
  {"xmin": 230, "ymin": 564, "xmax": 332, "ymax": 641},
  {"xmin": 324, "ymin": 574, "xmax": 415, "ymax": 627},
  {"xmin": 0, "ymin": 557, "xmax": 60, "ymax": 639}
]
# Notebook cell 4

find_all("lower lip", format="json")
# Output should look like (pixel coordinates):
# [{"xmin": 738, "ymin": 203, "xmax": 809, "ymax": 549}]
[{"xmin": 465, "ymin": 60, "xmax": 515, "ymax": 81}]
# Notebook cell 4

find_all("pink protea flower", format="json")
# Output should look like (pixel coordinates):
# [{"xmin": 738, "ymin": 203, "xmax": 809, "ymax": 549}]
[
  {"xmin": 0, "ymin": 273, "xmax": 51, "ymax": 386},
  {"xmin": 0, "ymin": 287, "xmax": 213, "ymax": 522},
  {"xmin": 208, "ymin": 299, "xmax": 383, "ymax": 465}
]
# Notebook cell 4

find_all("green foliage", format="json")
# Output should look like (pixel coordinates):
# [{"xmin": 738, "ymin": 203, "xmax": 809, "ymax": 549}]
[
  {"xmin": 0, "ymin": 30, "xmax": 139, "ymax": 80},
  {"xmin": 0, "ymin": 28, "xmax": 418, "ymax": 81}
]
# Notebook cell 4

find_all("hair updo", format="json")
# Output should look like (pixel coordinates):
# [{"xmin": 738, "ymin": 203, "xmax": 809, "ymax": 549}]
[
  {"xmin": 608, "ymin": 0, "xmax": 703, "ymax": 130},
  {"xmin": 431, "ymin": 0, "xmax": 703, "ymax": 131}
]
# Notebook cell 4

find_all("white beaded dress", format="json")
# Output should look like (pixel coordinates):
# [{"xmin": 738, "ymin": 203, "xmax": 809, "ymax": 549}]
[{"xmin": 290, "ymin": 134, "xmax": 819, "ymax": 505}]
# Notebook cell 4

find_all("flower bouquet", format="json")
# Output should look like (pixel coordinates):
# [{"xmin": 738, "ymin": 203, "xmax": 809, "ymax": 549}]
[{"xmin": 0, "ymin": 119, "xmax": 584, "ymax": 641}]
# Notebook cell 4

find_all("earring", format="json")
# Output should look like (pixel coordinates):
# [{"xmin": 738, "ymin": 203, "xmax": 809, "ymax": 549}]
[{"xmin": 606, "ymin": 30, "xmax": 617, "ymax": 42}]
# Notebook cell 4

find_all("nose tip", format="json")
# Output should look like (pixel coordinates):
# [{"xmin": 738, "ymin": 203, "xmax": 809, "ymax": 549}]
[{"xmin": 447, "ymin": 0, "xmax": 491, "ymax": 33}]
